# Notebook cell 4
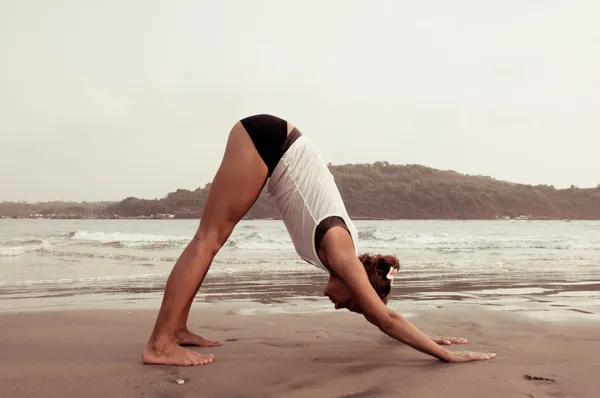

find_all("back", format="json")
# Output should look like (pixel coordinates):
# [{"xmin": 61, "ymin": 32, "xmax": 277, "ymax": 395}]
[{"xmin": 268, "ymin": 135, "xmax": 359, "ymax": 271}]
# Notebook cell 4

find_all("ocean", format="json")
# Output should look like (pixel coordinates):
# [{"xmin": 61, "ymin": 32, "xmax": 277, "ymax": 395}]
[{"xmin": 1, "ymin": 219, "xmax": 599, "ymax": 319}]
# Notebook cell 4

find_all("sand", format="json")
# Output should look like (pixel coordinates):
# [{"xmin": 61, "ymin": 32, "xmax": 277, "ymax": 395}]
[{"xmin": 0, "ymin": 305, "xmax": 599, "ymax": 398}]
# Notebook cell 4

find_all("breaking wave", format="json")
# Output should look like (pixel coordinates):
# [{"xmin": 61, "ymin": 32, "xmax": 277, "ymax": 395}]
[
  {"xmin": 225, "ymin": 231, "xmax": 293, "ymax": 250},
  {"xmin": 357, "ymin": 227, "xmax": 600, "ymax": 251},
  {"xmin": 2, "ymin": 224, "xmax": 599, "ymax": 259},
  {"xmin": 68, "ymin": 230, "xmax": 189, "ymax": 248},
  {"xmin": 0, "ymin": 240, "xmax": 53, "ymax": 257}
]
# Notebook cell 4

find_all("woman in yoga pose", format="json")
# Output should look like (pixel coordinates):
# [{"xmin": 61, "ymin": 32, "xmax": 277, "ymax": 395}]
[{"xmin": 142, "ymin": 114, "xmax": 497, "ymax": 366}]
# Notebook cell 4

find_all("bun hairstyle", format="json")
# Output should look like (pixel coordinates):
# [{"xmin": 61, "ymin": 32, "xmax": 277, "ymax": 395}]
[{"xmin": 358, "ymin": 253, "xmax": 401, "ymax": 299}]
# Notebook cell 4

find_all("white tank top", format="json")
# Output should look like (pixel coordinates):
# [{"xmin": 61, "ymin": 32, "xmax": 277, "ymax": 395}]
[{"xmin": 268, "ymin": 135, "xmax": 359, "ymax": 271}]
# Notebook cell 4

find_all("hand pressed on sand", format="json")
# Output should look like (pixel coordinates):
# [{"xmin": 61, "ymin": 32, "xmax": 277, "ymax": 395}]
[
  {"xmin": 446, "ymin": 351, "xmax": 497, "ymax": 363},
  {"xmin": 428, "ymin": 336, "xmax": 496, "ymax": 362},
  {"xmin": 429, "ymin": 335, "xmax": 468, "ymax": 345}
]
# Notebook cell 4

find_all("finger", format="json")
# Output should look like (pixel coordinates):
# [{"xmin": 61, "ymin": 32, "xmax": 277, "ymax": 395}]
[
  {"xmin": 472, "ymin": 352, "xmax": 496, "ymax": 361},
  {"xmin": 445, "ymin": 336, "xmax": 468, "ymax": 344}
]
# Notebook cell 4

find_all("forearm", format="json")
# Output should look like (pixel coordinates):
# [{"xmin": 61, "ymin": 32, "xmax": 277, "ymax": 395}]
[{"xmin": 372, "ymin": 311, "xmax": 451, "ymax": 361}]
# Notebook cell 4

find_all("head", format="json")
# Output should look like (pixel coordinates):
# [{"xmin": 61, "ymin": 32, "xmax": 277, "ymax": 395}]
[{"xmin": 323, "ymin": 253, "xmax": 400, "ymax": 313}]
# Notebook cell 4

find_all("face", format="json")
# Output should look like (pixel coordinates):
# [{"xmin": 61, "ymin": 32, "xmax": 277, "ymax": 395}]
[
  {"xmin": 323, "ymin": 275, "xmax": 358, "ymax": 312},
  {"xmin": 323, "ymin": 274, "xmax": 390, "ymax": 314}
]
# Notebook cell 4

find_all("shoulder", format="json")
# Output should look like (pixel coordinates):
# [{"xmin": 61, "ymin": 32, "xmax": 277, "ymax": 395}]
[{"xmin": 320, "ymin": 225, "xmax": 357, "ymax": 266}]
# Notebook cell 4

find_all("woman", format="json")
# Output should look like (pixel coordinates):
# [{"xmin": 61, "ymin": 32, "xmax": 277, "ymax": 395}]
[{"xmin": 142, "ymin": 114, "xmax": 496, "ymax": 366}]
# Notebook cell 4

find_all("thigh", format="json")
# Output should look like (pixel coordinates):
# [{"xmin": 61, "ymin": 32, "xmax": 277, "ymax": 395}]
[{"xmin": 195, "ymin": 121, "xmax": 269, "ymax": 245}]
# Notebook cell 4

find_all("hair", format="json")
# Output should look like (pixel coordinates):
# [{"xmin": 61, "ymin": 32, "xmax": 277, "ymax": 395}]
[{"xmin": 358, "ymin": 253, "xmax": 401, "ymax": 300}]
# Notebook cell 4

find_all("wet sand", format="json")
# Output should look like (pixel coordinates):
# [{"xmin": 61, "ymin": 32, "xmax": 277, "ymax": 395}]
[{"xmin": 1, "ymin": 305, "xmax": 599, "ymax": 398}]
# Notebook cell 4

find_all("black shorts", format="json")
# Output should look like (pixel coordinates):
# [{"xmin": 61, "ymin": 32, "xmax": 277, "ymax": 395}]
[{"xmin": 240, "ymin": 114, "xmax": 301, "ymax": 177}]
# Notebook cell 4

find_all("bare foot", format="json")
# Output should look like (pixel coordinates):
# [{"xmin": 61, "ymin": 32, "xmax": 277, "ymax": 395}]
[
  {"xmin": 142, "ymin": 340, "xmax": 214, "ymax": 366},
  {"xmin": 176, "ymin": 329, "xmax": 223, "ymax": 347}
]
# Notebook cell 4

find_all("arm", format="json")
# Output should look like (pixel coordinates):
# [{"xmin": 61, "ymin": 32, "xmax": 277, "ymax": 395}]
[
  {"xmin": 327, "ymin": 245, "xmax": 451, "ymax": 360},
  {"xmin": 321, "ymin": 228, "xmax": 495, "ymax": 363}
]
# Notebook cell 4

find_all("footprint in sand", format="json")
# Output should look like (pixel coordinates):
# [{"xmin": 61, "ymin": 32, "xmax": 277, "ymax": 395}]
[
  {"xmin": 525, "ymin": 375, "xmax": 555, "ymax": 383},
  {"xmin": 568, "ymin": 308, "xmax": 594, "ymax": 315},
  {"xmin": 524, "ymin": 374, "xmax": 564, "ymax": 398},
  {"xmin": 262, "ymin": 341, "xmax": 308, "ymax": 349},
  {"xmin": 312, "ymin": 357, "xmax": 348, "ymax": 364}
]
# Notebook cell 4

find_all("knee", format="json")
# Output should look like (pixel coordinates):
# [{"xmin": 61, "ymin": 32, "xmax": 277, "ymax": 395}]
[{"xmin": 191, "ymin": 226, "xmax": 232, "ymax": 258}]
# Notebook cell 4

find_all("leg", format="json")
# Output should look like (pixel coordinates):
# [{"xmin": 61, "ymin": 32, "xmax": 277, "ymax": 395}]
[
  {"xmin": 142, "ymin": 121, "xmax": 268, "ymax": 366},
  {"xmin": 174, "ymin": 279, "xmax": 222, "ymax": 347},
  {"xmin": 176, "ymin": 114, "xmax": 296, "ymax": 345}
]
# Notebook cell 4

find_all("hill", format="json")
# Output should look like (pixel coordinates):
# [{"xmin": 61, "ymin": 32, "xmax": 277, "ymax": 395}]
[
  {"xmin": 2, "ymin": 163, "xmax": 599, "ymax": 220},
  {"xmin": 0, "ymin": 201, "xmax": 110, "ymax": 219}
]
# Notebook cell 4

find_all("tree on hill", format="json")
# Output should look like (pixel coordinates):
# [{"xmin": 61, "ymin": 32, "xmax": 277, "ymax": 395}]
[{"xmin": 100, "ymin": 163, "xmax": 600, "ymax": 220}]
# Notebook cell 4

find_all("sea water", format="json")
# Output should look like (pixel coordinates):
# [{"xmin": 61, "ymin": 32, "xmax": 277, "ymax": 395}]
[{"xmin": 1, "ymin": 219, "xmax": 599, "ymax": 318}]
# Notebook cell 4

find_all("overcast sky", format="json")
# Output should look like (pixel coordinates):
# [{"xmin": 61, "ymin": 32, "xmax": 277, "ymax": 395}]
[{"xmin": 1, "ymin": 0, "xmax": 599, "ymax": 202}]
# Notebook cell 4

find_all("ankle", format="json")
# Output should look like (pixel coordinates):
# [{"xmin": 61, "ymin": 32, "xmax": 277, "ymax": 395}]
[
  {"xmin": 175, "ymin": 327, "xmax": 189, "ymax": 334},
  {"xmin": 147, "ymin": 333, "xmax": 176, "ymax": 348}
]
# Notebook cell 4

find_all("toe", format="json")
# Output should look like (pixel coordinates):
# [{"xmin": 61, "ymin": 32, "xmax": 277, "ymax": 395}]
[{"xmin": 185, "ymin": 351, "xmax": 200, "ymax": 366}]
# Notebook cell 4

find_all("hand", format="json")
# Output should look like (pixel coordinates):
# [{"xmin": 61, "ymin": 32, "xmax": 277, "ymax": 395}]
[
  {"xmin": 445, "ymin": 350, "xmax": 497, "ymax": 363},
  {"xmin": 430, "ymin": 335, "xmax": 468, "ymax": 345}
]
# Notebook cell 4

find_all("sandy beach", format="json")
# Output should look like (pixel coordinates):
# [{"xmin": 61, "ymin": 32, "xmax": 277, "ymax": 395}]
[{"xmin": 1, "ymin": 305, "xmax": 599, "ymax": 398}]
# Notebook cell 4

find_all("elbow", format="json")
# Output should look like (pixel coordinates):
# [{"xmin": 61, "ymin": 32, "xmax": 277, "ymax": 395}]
[
  {"xmin": 382, "ymin": 311, "xmax": 404, "ymax": 333},
  {"xmin": 368, "ymin": 309, "xmax": 402, "ymax": 333}
]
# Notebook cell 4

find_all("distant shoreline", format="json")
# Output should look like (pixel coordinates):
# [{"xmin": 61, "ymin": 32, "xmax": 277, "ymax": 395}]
[
  {"xmin": 2, "ymin": 162, "xmax": 599, "ymax": 220},
  {"xmin": 0, "ymin": 215, "xmax": 581, "ymax": 221}
]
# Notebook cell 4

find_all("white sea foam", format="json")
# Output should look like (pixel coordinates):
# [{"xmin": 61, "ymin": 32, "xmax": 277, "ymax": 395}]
[
  {"xmin": 357, "ymin": 227, "xmax": 600, "ymax": 251},
  {"xmin": 3, "ymin": 224, "xmax": 599, "ymax": 256},
  {"xmin": 0, "ymin": 241, "xmax": 53, "ymax": 257},
  {"xmin": 1, "ymin": 272, "xmax": 169, "ymax": 286},
  {"xmin": 69, "ymin": 230, "xmax": 189, "ymax": 248},
  {"xmin": 0, "ymin": 246, "xmax": 37, "ymax": 257}
]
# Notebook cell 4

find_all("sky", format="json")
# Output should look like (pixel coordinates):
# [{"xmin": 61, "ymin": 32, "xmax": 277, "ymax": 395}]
[{"xmin": 1, "ymin": 0, "xmax": 599, "ymax": 202}]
